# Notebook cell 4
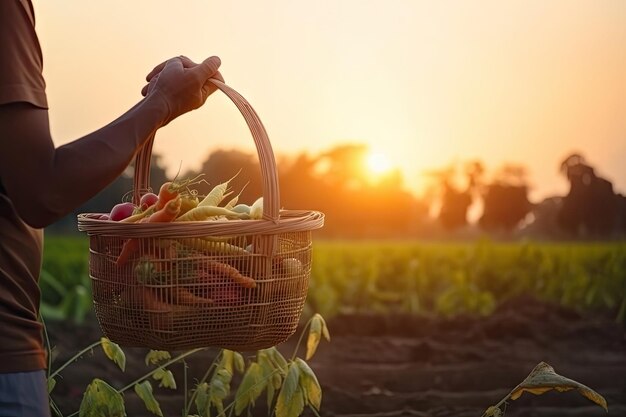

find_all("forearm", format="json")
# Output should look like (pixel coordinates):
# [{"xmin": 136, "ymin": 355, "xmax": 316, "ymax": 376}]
[{"xmin": 0, "ymin": 96, "xmax": 168, "ymax": 228}]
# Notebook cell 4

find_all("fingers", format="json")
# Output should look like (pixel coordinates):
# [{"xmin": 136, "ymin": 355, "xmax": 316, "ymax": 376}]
[
  {"xmin": 178, "ymin": 55, "xmax": 197, "ymax": 68},
  {"xmin": 141, "ymin": 72, "xmax": 159, "ymax": 96},
  {"xmin": 201, "ymin": 70, "xmax": 225, "ymax": 98},
  {"xmin": 146, "ymin": 55, "xmax": 197, "ymax": 82},
  {"xmin": 212, "ymin": 70, "xmax": 225, "ymax": 83},
  {"xmin": 146, "ymin": 61, "xmax": 167, "ymax": 82},
  {"xmin": 192, "ymin": 56, "xmax": 221, "ymax": 79},
  {"xmin": 162, "ymin": 56, "xmax": 184, "ymax": 72},
  {"xmin": 141, "ymin": 82, "xmax": 150, "ymax": 97}
]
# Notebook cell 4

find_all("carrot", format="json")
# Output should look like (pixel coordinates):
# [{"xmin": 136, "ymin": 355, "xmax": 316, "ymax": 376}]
[
  {"xmin": 148, "ymin": 197, "xmax": 181, "ymax": 222},
  {"xmin": 169, "ymin": 287, "xmax": 213, "ymax": 305},
  {"xmin": 116, "ymin": 199, "xmax": 182, "ymax": 267},
  {"xmin": 155, "ymin": 181, "xmax": 179, "ymax": 210},
  {"xmin": 120, "ymin": 182, "xmax": 181, "ymax": 223},
  {"xmin": 116, "ymin": 239, "xmax": 141, "ymax": 267},
  {"xmin": 120, "ymin": 287, "xmax": 182, "ymax": 330},
  {"xmin": 198, "ymin": 260, "xmax": 256, "ymax": 288},
  {"xmin": 175, "ymin": 206, "xmax": 247, "ymax": 222}
]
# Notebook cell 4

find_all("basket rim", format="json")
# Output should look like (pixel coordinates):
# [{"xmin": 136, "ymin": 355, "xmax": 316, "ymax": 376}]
[{"xmin": 77, "ymin": 209, "xmax": 324, "ymax": 237}]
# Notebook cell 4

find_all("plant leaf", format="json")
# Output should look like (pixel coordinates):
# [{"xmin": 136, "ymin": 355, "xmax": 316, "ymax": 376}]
[
  {"xmin": 101, "ymin": 338, "xmax": 126, "ymax": 372},
  {"xmin": 209, "ymin": 368, "xmax": 232, "ymax": 415},
  {"xmin": 233, "ymin": 351, "xmax": 246, "ymax": 374},
  {"xmin": 267, "ymin": 347, "xmax": 288, "ymax": 372},
  {"xmin": 266, "ymin": 373, "xmax": 278, "ymax": 409},
  {"xmin": 152, "ymin": 368, "xmax": 166, "ymax": 381},
  {"xmin": 161, "ymin": 370, "xmax": 177, "ymax": 389},
  {"xmin": 257, "ymin": 350, "xmax": 282, "ymax": 407},
  {"xmin": 257, "ymin": 350, "xmax": 271, "ymax": 370},
  {"xmin": 221, "ymin": 350, "xmax": 235, "ymax": 374},
  {"xmin": 319, "ymin": 314, "xmax": 331, "ymax": 342},
  {"xmin": 484, "ymin": 406, "xmax": 502, "ymax": 417},
  {"xmin": 134, "ymin": 380, "xmax": 163, "ymax": 417},
  {"xmin": 234, "ymin": 362, "xmax": 266, "ymax": 415},
  {"xmin": 79, "ymin": 378, "xmax": 126, "ymax": 417},
  {"xmin": 153, "ymin": 368, "xmax": 177, "ymax": 389},
  {"xmin": 510, "ymin": 362, "xmax": 608, "ymax": 411},
  {"xmin": 275, "ymin": 362, "xmax": 304, "ymax": 417},
  {"xmin": 48, "ymin": 377, "xmax": 56, "ymax": 394},
  {"xmin": 194, "ymin": 383, "xmax": 210, "ymax": 417},
  {"xmin": 306, "ymin": 316, "xmax": 322, "ymax": 360},
  {"xmin": 273, "ymin": 371, "xmax": 283, "ymax": 390},
  {"xmin": 145, "ymin": 350, "xmax": 171, "ymax": 366},
  {"xmin": 295, "ymin": 358, "xmax": 322, "ymax": 410},
  {"xmin": 267, "ymin": 372, "xmax": 283, "ymax": 408}
]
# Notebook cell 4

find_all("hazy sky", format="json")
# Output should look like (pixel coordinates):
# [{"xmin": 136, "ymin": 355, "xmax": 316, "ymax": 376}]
[{"xmin": 34, "ymin": 1, "xmax": 625, "ymax": 201}]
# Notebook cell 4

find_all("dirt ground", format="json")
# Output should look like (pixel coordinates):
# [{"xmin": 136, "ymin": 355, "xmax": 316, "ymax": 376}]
[{"xmin": 48, "ymin": 296, "xmax": 626, "ymax": 417}]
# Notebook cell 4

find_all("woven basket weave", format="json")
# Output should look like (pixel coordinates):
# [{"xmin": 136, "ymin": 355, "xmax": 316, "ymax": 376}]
[{"xmin": 78, "ymin": 80, "xmax": 324, "ymax": 351}]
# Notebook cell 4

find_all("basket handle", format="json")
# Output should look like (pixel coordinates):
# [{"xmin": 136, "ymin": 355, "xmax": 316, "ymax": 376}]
[{"xmin": 133, "ymin": 79, "xmax": 280, "ymax": 222}]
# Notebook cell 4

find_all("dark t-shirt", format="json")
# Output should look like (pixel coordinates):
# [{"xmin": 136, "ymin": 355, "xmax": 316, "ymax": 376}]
[{"xmin": 0, "ymin": 0, "xmax": 48, "ymax": 372}]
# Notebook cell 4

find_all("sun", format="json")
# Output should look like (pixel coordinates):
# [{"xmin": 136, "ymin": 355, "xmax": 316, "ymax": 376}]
[{"xmin": 366, "ymin": 152, "xmax": 392, "ymax": 175}]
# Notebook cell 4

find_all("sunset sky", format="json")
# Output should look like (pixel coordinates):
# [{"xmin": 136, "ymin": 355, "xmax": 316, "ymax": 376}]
[{"xmin": 34, "ymin": 1, "xmax": 625, "ymax": 202}]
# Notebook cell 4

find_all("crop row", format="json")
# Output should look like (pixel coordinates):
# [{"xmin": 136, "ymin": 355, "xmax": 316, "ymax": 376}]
[{"xmin": 41, "ymin": 237, "xmax": 626, "ymax": 323}]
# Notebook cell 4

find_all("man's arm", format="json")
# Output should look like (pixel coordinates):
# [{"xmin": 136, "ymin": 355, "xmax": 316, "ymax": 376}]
[{"xmin": 0, "ymin": 56, "xmax": 222, "ymax": 228}]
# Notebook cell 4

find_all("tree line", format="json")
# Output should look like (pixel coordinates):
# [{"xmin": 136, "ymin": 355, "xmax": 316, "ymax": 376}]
[{"xmin": 48, "ymin": 144, "xmax": 626, "ymax": 239}]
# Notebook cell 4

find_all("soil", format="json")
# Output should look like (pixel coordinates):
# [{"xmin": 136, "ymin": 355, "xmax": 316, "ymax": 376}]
[{"xmin": 48, "ymin": 296, "xmax": 626, "ymax": 417}]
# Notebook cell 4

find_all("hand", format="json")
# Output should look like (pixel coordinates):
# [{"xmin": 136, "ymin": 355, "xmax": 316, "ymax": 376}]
[{"xmin": 142, "ymin": 55, "xmax": 224, "ymax": 125}]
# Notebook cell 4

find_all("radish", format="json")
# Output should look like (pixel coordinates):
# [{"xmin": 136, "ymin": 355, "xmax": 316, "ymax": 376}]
[
  {"xmin": 109, "ymin": 202, "xmax": 136, "ymax": 221},
  {"xmin": 140, "ymin": 192, "xmax": 159, "ymax": 211}
]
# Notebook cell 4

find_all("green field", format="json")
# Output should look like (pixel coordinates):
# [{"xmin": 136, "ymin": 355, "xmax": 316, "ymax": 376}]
[{"xmin": 41, "ymin": 236, "xmax": 626, "ymax": 324}]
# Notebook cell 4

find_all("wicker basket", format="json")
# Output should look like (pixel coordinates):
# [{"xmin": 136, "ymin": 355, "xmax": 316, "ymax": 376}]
[{"xmin": 78, "ymin": 80, "xmax": 324, "ymax": 351}]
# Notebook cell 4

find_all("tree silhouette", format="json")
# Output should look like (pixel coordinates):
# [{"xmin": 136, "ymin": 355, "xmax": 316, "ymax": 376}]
[
  {"xmin": 479, "ymin": 164, "xmax": 531, "ymax": 232},
  {"xmin": 521, "ymin": 196, "xmax": 565, "ymax": 238},
  {"xmin": 429, "ymin": 163, "xmax": 477, "ymax": 230},
  {"xmin": 558, "ymin": 153, "xmax": 620, "ymax": 237},
  {"xmin": 439, "ymin": 180, "xmax": 472, "ymax": 229}
]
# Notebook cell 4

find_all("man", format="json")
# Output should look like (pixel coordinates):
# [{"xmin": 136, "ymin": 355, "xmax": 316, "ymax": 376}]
[{"xmin": 0, "ymin": 1, "xmax": 223, "ymax": 415}]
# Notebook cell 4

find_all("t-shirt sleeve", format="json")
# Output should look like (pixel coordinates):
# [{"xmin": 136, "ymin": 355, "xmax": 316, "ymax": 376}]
[{"xmin": 0, "ymin": 0, "xmax": 48, "ymax": 109}]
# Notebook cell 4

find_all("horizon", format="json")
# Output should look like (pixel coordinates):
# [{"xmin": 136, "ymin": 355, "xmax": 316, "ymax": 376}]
[{"xmin": 34, "ymin": 1, "xmax": 626, "ymax": 202}]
